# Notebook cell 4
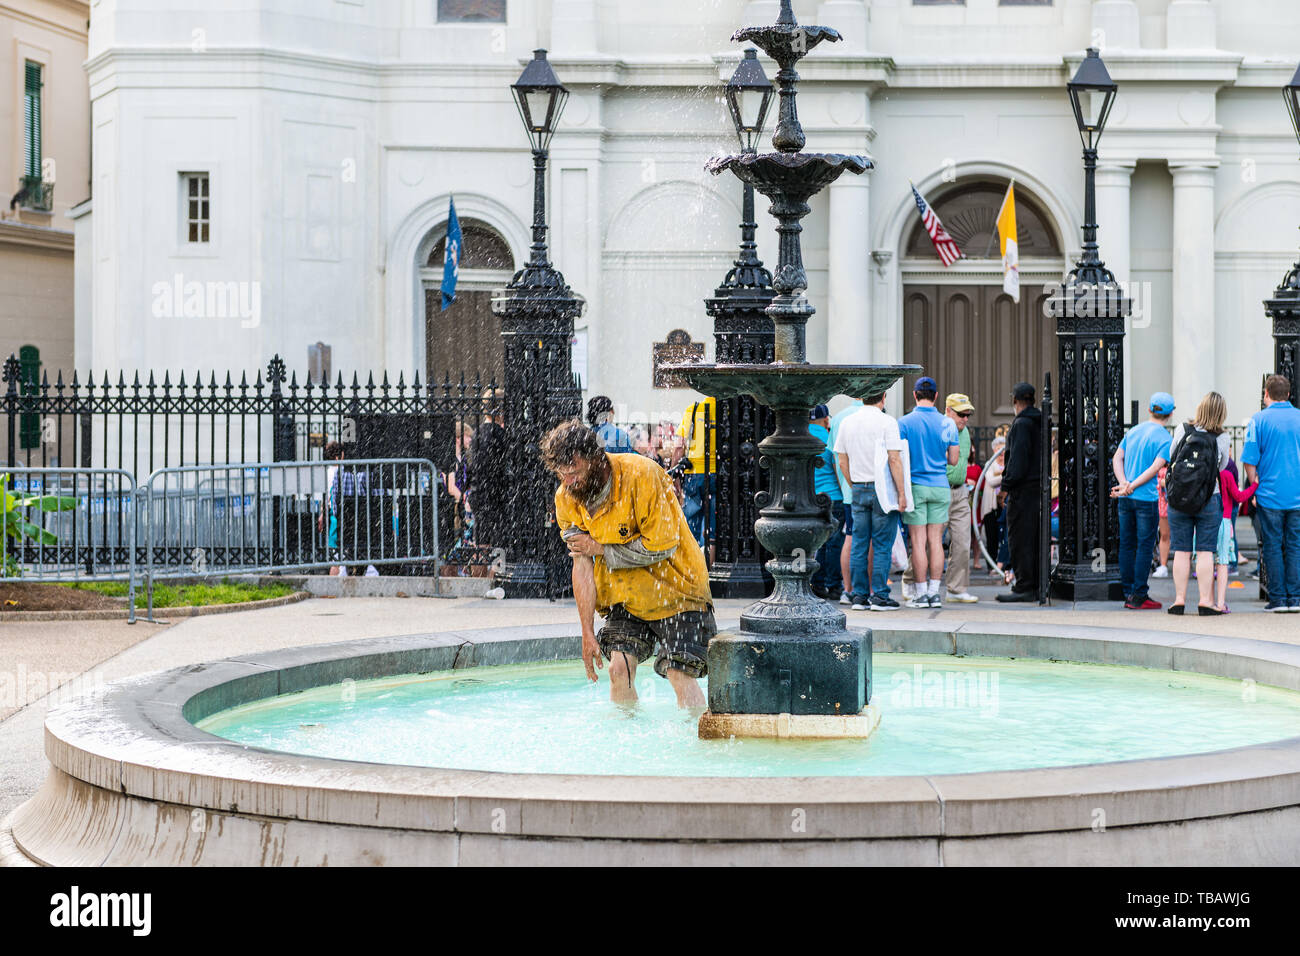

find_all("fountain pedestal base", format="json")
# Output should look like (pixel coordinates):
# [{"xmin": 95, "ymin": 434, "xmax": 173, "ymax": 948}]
[
  {"xmin": 699, "ymin": 704, "xmax": 880, "ymax": 740},
  {"xmin": 700, "ymin": 628, "xmax": 872, "ymax": 738}
]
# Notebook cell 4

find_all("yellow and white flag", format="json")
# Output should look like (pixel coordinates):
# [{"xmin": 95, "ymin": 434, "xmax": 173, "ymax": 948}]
[{"xmin": 996, "ymin": 181, "xmax": 1019, "ymax": 303}]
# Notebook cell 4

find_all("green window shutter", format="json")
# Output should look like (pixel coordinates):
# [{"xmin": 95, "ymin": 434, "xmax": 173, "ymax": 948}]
[
  {"xmin": 24, "ymin": 62, "xmax": 43, "ymax": 179},
  {"xmin": 18, "ymin": 345, "xmax": 41, "ymax": 450}
]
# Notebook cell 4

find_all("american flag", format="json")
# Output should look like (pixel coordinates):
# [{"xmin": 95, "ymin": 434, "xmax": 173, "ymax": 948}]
[{"xmin": 911, "ymin": 183, "xmax": 963, "ymax": 267}]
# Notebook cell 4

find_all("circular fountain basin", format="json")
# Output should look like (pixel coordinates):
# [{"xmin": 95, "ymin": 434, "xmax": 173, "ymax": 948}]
[{"xmin": 8, "ymin": 621, "xmax": 1300, "ymax": 866}]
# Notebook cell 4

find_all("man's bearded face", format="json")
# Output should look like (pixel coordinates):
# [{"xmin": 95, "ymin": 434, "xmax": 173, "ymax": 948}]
[{"xmin": 555, "ymin": 454, "xmax": 610, "ymax": 507}]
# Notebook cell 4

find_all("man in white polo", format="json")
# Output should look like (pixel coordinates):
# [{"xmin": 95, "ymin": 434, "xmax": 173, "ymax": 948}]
[{"xmin": 834, "ymin": 389, "xmax": 909, "ymax": 611}]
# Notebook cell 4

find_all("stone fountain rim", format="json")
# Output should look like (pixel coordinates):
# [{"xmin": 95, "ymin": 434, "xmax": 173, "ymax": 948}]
[{"xmin": 18, "ymin": 620, "xmax": 1300, "ymax": 849}]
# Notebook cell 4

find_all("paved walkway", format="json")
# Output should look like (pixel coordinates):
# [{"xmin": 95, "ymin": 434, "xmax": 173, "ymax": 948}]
[{"xmin": 3, "ymin": 580, "xmax": 1298, "ymax": 822}]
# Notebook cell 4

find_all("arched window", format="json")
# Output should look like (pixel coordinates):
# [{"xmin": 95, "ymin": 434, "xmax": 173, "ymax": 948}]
[
  {"xmin": 906, "ymin": 181, "xmax": 1062, "ymax": 260},
  {"xmin": 428, "ymin": 221, "xmax": 514, "ymax": 272},
  {"xmin": 421, "ymin": 219, "xmax": 515, "ymax": 387}
]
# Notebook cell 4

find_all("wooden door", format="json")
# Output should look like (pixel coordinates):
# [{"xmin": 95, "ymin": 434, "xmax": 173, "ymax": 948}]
[
  {"xmin": 902, "ymin": 283, "xmax": 1055, "ymax": 430},
  {"xmin": 425, "ymin": 289, "xmax": 505, "ymax": 389}
]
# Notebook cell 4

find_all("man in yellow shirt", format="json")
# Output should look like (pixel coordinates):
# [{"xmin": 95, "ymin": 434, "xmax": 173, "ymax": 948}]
[{"xmin": 541, "ymin": 419, "xmax": 715, "ymax": 708}]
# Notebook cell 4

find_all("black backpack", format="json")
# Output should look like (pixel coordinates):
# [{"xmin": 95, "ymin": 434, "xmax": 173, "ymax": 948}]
[{"xmin": 1165, "ymin": 428, "xmax": 1219, "ymax": 514}]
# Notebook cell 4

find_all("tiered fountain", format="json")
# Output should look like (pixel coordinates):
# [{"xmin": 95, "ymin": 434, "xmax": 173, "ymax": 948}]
[{"xmin": 668, "ymin": 0, "xmax": 918, "ymax": 739}]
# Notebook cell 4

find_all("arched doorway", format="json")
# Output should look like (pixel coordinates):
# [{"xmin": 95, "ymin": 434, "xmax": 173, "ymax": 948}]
[
  {"xmin": 901, "ymin": 180, "xmax": 1063, "ymax": 428},
  {"xmin": 420, "ymin": 220, "xmax": 515, "ymax": 387}
]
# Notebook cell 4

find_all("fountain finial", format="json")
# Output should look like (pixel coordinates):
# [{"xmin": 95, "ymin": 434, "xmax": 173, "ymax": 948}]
[{"xmin": 776, "ymin": 0, "xmax": 796, "ymax": 26}]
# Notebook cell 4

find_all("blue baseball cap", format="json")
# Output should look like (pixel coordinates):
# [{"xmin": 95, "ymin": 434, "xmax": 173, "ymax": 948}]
[
  {"xmin": 1149, "ymin": 392, "xmax": 1175, "ymax": 415},
  {"xmin": 810, "ymin": 404, "xmax": 829, "ymax": 421},
  {"xmin": 915, "ymin": 376, "xmax": 938, "ymax": 392}
]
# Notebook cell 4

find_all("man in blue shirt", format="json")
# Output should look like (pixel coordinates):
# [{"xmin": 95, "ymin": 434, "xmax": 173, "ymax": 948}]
[
  {"xmin": 1242, "ymin": 374, "xmax": 1300, "ymax": 611},
  {"xmin": 897, "ymin": 377, "xmax": 960, "ymax": 608},
  {"xmin": 808, "ymin": 405, "xmax": 845, "ymax": 601},
  {"xmin": 1111, "ymin": 392, "xmax": 1175, "ymax": 609},
  {"xmin": 588, "ymin": 395, "xmax": 636, "ymax": 455}
]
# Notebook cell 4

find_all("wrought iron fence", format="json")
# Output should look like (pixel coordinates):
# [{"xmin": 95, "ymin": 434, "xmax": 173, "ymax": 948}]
[
  {"xmin": 2, "ymin": 467, "xmax": 139, "ymax": 622},
  {"xmin": 2, "ymin": 355, "xmax": 521, "ymax": 574}
]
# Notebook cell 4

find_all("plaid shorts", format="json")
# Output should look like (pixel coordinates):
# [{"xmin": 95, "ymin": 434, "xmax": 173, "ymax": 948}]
[{"xmin": 597, "ymin": 604, "xmax": 716, "ymax": 679}]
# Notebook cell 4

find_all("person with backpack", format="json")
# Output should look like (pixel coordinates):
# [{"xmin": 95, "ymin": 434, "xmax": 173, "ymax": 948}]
[{"xmin": 1163, "ymin": 392, "xmax": 1232, "ymax": 616}]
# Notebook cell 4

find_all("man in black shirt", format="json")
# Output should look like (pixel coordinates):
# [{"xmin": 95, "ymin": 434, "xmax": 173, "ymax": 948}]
[
  {"xmin": 997, "ymin": 382, "xmax": 1043, "ymax": 602},
  {"xmin": 468, "ymin": 388, "xmax": 508, "ymax": 550}
]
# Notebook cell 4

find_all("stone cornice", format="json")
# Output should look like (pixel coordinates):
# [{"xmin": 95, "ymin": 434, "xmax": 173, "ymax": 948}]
[
  {"xmin": 1063, "ymin": 49, "xmax": 1243, "ymax": 85},
  {"xmin": 0, "ymin": 218, "xmax": 75, "ymax": 252}
]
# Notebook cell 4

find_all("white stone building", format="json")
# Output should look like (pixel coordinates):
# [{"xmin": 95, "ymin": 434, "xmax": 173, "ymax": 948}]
[{"xmin": 71, "ymin": 0, "xmax": 1300, "ymax": 430}]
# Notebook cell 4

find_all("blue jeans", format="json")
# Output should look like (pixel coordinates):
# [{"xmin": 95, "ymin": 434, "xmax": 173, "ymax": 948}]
[
  {"xmin": 1257, "ymin": 505, "xmax": 1300, "ymax": 607},
  {"xmin": 1117, "ymin": 497, "xmax": 1160, "ymax": 603},
  {"xmin": 682, "ymin": 473, "xmax": 716, "ymax": 548},
  {"xmin": 850, "ymin": 483, "xmax": 899, "ymax": 601},
  {"xmin": 813, "ymin": 499, "xmax": 846, "ymax": 594}
]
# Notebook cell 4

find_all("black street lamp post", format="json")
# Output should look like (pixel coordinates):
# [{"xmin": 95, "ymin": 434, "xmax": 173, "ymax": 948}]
[
  {"xmin": 708, "ymin": 48, "xmax": 777, "ymax": 598},
  {"xmin": 492, "ymin": 49, "xmax": 584, "ymax": 598},
  {"xmin": 1263, "ymin": 62, "xmax": 1300, "ymax": 402},
  {"xmin": 1047, "ymin": 47, "xmax": 1130, "ymax": 602}
]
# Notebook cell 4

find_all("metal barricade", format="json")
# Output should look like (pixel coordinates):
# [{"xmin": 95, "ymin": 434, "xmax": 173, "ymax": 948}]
[
  {"xmin": 1, "ymin": 467, "xmax": 138, "ymax": 623},
  {"xmin": 142, "ymin": 458, "xmax": 441, "ymax": 621}
]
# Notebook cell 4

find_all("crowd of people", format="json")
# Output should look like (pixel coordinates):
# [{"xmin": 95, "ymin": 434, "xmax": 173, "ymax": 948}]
[
  {"xmin": 463, "ymin": 372, "xmax": 1300, "ymax": 616},
  {"xmin": 1113, "ymin": 374, "xmax": 1300, "ymax": 614}
]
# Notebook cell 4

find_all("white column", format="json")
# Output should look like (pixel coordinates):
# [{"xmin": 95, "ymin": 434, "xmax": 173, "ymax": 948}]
[
  {"xmin": 826, "ymin": 174, "xmax": 872, "ymax": 366},
  {"xmin": 1167, "ymin": 0, "xmax": 1216, "ymax": 50},
  {"xmin": 549, "ymin": 0, "xmax": 599, "ymax": 56},
  {"xmin": 817, "ymin": 1, "xmax": 867, "ymax": 51},
  {"xmin": 1094, "ymin": 162, "xmax": 1134, "ymax": 401},
  {"xmin": 1170, "ymin": 164, "xmax": 1217, "ymax": 414},
  {"xmin": 1091, "ymin": 0, "xmax": 1140, "ymax": 49}
]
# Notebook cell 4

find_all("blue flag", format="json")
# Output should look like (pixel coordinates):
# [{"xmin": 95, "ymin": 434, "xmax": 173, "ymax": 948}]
[{"xmin": 440, "ymin": 198, "xmax": 461, "ymax": 311}]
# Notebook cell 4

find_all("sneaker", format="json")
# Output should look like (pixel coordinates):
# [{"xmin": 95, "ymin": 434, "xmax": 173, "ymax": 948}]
[
  {"xmin": 868, "ymin": 596, "xmax": 900, "ymax": 612},
  {"xmin": 928, "ymin": 593, "xmax": 942, "ymax": 609},
  {"xmin": 851, "ymin": 597, "xmax": 870, "ymax": 611},
  {"xmin": 1287, "ymin": 605, "xmax": 1300, "ymax": 613},
  {"xmin": 1124, "ymin": 599, "xmax": 1162, "ymax": 610},
  {"xmin": 946, "ymin": 591, "xmax": 979, "ymax": 603},
  {"xmin": 839, "ymin": 592, "xmax": 852, "ymax": 606},
  {"xmin": 905, "ymin": 594, "xmax": 929, "ymax": 609},
  {"xmin": 1266, "ymin": 603, "xmax": 1288, "ymax": 613},
  {"xmin": 1151, "ymin": 565, "xmax": 1169, "ymax": 578}
]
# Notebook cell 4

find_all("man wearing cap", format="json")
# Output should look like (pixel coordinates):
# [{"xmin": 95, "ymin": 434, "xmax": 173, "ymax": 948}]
[
  {"xmin": 898, "ymin": 377, "xmax": 961, "ymax": 608},
  {"xmin": 808, "ymin": 405, "xmax": 845, "ymax": 601},
  {"xmin": 997, "ymin": 382, "xmax": 1043, "ymax": 602},
  {"xmin": 943, "ymin": 393, "xmax": 979, "ymax": 603},
  {"xmin": 1110, "ymin": 393, "xmax": 1175, "ymax": 610}
]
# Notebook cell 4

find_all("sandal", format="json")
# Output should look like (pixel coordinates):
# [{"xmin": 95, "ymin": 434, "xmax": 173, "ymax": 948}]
[
  {"xmin": 1197, "ymin": 605, "xmax": 1224, "ymax": 616},
  {"xmin": 1167, "ymin": 604, "xmax": 1185, "ymax": 615}
]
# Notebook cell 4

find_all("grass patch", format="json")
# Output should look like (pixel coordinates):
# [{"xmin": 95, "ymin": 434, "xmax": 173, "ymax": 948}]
[{"xmin": 65, "ymin": 578, "xmax": 298, "ymax": 609}]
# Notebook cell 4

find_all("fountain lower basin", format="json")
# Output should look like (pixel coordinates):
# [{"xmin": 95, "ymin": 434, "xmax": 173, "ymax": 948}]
[{"xmin": 7, "ymin": 621, "xmax": 1300, "ymax": 866}]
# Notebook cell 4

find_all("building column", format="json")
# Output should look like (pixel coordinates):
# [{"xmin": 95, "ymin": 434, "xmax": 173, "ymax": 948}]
[
  {"xmin": 826, "ymin": 175, "xmax": 871, "ymax": 365},
  {"xmin": 1170, "ymin": 163, "xmax": 1217, "ymax": 414},
  {"xmin": 1095, "ymin": 162, "xmax": 1134, "ymax": 405}
]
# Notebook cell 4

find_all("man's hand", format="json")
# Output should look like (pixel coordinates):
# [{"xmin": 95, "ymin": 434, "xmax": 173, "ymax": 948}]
[
  {"xmin": 582, "ymin": 631, "xmax": 604, "ymax": 682},
  {"xmin": 566, "ymin": 532, "xmax": 603, "ymax": 558},
  {"xmin": 1111, "ymin": 481, "xmax": 1132, "ymax": 498}
]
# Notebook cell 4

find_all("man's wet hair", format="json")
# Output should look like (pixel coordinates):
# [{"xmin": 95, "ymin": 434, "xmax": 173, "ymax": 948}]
[
  {"xmin": 324, "ymin": 441, "xmax": 344, "ymax": 461},
  {"xmin": 540, "ymin": 419, "xmax": 604, "ymax": 471}
]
